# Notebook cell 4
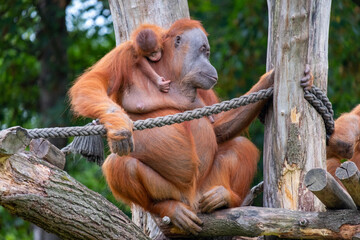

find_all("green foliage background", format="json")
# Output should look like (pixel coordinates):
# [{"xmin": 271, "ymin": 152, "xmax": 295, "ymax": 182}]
[{"xmin": 0, "ymin": 0, "xmax": 359, "ymax": 238}]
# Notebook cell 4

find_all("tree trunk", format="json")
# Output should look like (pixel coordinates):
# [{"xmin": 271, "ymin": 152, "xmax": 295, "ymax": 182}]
[
  {"xmin": 263, "ymin": 0, "xmax": 331, "ymax": 213},
  {"xmin": 0, "ymin": 153, "xmax": 149, "ymax": 240},
  {"xmin": 305, "ymin": 168, "xmax": 356, "ymax": 209},
  {"xmin": 108, "ymin": 1, "xmax": 190, "ymax": 238},
  {"xmin": 108, "ymin": 0, "xmax": 190, "ymax": 45},
  {"xmin": 263, "ymin": 2, "xmax": 331, "ymax": 239},
  {"xmin": 0, "ymin": 128, "xmax": 150, "ymax": 240}
]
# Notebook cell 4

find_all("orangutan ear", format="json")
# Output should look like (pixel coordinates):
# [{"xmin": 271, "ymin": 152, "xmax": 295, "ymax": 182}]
[{"xmin": 175, "ymin": 35, "xmax": 181, "ymax": 48}]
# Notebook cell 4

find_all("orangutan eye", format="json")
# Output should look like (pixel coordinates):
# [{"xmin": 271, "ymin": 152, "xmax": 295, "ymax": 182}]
[
  {"xmin": 200, "ymin": 44, "xmax": 210, "ymax": 58},
  {"xmin": 200, "ymin": 44, "xmax": 207, "ymax": 52}
]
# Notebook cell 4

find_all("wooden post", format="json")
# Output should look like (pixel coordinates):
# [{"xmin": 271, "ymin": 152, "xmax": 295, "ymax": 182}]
[
  {"xmin": 108, "ymin": 0, "xmax": 190, "ymax": 45},
  {"xmin": 264, "ymin": 0, "xmax": 331, "ymax": 213},
  {"xmin": 107, "ymin": 1, "xmax": 190, "ymax": 238}
]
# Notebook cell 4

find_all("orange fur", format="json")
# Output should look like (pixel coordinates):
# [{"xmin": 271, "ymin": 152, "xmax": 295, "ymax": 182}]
[
  {"xmin": 131, "ymin": 24, "xmax": 169, "ymax": 93},
  {"xmin": 214, "ymin": 70, "xmax": 274, "ymax": 143},
  {"xmin": 165, "ymin": 19, "xmax": 207, "ymax": 38},
  {"xmin": 327, "ymin": 104, "xmax": 360, "ymax": 179},
  {"xmin": 131, "ymin": 24, "xmax": 165, "ymax": 56},
  {"xmin": 69, "ymin": 42, "xmax": 134, "ymax": 141},
  {"xmin": 197, "ymin": 89, "xmax": 219, "ymax": 105},
  {"xmin": 70, "ymin": 19, "xmax": 272, "ymax": 229}
]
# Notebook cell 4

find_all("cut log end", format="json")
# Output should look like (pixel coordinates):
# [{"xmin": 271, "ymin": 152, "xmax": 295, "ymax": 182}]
[
  {"xmin": 0, "ymin": 127, "xmax": 31, "ymax": 157},
  {"xmin": 305, "ymin": 168, "xmax": 357, "ymax": 210},
  {"xmin": 335, "ymin": 161, "xmax": 358, "ymax": 180},
  {"xmin": 336, "ymin": 161, "xmax": 360, "ymax": 208},
  {"xmin": 30, "ymin": 138, "xmax": 66, "ymax": 169},
  {"xmin": 305, "ymin": 168, "xmax": 327, "ymax": 191}
]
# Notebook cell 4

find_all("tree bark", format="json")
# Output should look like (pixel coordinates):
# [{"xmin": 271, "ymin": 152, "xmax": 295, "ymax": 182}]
[
  {"xmin": 30, "ymin": 138, "xmax": 66, "ymax": 169},
  {"xmin": 0, "ymin": 130, "xmax": 149, "ymax": 240},
  {"xmin": 108, "ymin": 0, "xmax": 190, "ymax": 45},
  {"xmin": 108, "ymin": 1, "xmax": 190, "ymax": 238},
  {"xmin": 335, "ymin": 161, "xmax": 360, "ymax": 208},
  {"xmin": 305, "ymin": 168, "xmax": 356, "ymax": 209},
  {"xmin": 263, "ymin": 0, "xmax": 331, "ymax": 213},
  {"xmin": 158, "ymin": 207, "xmax": 360, "ymax": 239},
  {"xmin": 0, "ymin": 127, "xmax": 31, "ymax": 156}
]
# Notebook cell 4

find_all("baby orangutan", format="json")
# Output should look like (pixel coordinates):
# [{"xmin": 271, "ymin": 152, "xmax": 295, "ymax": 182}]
[{"xmin": 132, "ymin": 24, "xmax": 171, "ymax": 93}]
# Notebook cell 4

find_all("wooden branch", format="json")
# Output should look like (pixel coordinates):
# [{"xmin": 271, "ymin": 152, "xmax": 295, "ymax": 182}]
[
  {"xmin": 3, "ymin": 150, "xmax": 360, "ymax": 240},
  {"xmin": 30, "ymin": 138, "xmax": 66, "ymax": 169},
  {"xmin": 336, "ymin": 161, "xmax": 360, "ymax": 208},
  {"xmin": 3, "ymin": 128, "xmax": 360, "ymax": 239},
  {"xmin": 157, "ymin": 206, "xmax": 360, "ymax": 239},
  {"xmin": 241, "ymin": 181, "xmax": 264, "ymax": 206},
  {"xmin": 0, "ymin": 128, "xmax": 150, "ymax": 240},
  {"xmin": 305, "ymin": 168, "xmax": 357, "ymax": 210},
  {"xmin": 0, "ymin": 127, "xmax": 30, "ymax": 157}
]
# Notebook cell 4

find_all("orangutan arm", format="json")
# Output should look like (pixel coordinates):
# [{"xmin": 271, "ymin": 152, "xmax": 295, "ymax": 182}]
[
  {"xmin": 213, "ymin": 70, "xmax": 274, "ymax": 143},
  {"xmin": 69, "ymin": 45, "xmax": 134, "ymax": 156}
]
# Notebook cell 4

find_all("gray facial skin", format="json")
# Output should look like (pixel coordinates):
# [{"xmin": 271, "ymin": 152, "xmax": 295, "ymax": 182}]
[{"xmin": 175, "ymin": 28, "xmax": 218, "ymax": 90}]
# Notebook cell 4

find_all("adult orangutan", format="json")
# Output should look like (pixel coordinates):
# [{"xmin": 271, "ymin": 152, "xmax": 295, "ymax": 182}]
[
  {"xmin": 69, "ymin": 19, "xmax": 274, "ymax": 234},
  {"xmin": 130, "ymin": 23, "xmax": 214, "ymax": 122},
  {"xmin": 326, "ymin": 105, "xmax": 360, "ymax": 177}
]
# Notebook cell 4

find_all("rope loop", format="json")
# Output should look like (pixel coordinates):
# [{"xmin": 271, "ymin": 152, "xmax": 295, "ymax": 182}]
[{"xmin": 303, "ymin": 86, "xmax": 334, "ymax": 141}]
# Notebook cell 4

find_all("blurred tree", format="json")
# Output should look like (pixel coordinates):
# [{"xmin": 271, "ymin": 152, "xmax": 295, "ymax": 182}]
[
  {"xmin": 189, "ymin": 1, "xmax": 268, "ymax": 99},
  {"xmin": 328, "ymin": 1, "xmax": 360, "ymax": 117},
  {"xmin": 2, "ymin": 0, "xmax": 71, "ymax": 239},
  {"xmin": 0, "ymin": 0, "xmax": 41, "ymax": 129}
]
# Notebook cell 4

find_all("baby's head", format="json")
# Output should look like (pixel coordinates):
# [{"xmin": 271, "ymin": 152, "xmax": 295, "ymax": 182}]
[
  {"xmin": 147, "ymin": 48, "xmax": 162, "ymax": 62},
  {"xmin": 134, "ymin": 28, "xmax": 163, "ymax": 61}
]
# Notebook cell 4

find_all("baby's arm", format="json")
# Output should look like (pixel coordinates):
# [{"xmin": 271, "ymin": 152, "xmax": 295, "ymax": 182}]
[{"xmin": 138, "ymin": 57, "xmax": 171, "ymax": 93}]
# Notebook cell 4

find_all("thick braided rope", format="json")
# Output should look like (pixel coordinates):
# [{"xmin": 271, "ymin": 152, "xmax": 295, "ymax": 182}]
[
  {"xmin": 303, "ymin": 86, "xmax": 334, "ymax": 140},
  {"xmin": 308, "ymin": 86, "xmax": 334, "ymax": 116},
  {"xmin": 27, "ymin": 88, "xmax": 273, "ymax": 138},
  {"xmin": 134, "ymin": 88, "xmax": 273, "ymax": 130},
  {"xmin": 28, "ymin": 125, "xmax": 107, "ymax": 139},
  {"xmin": 26, "ymin": 86, "xmax": 334, "ymax": 139}
]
